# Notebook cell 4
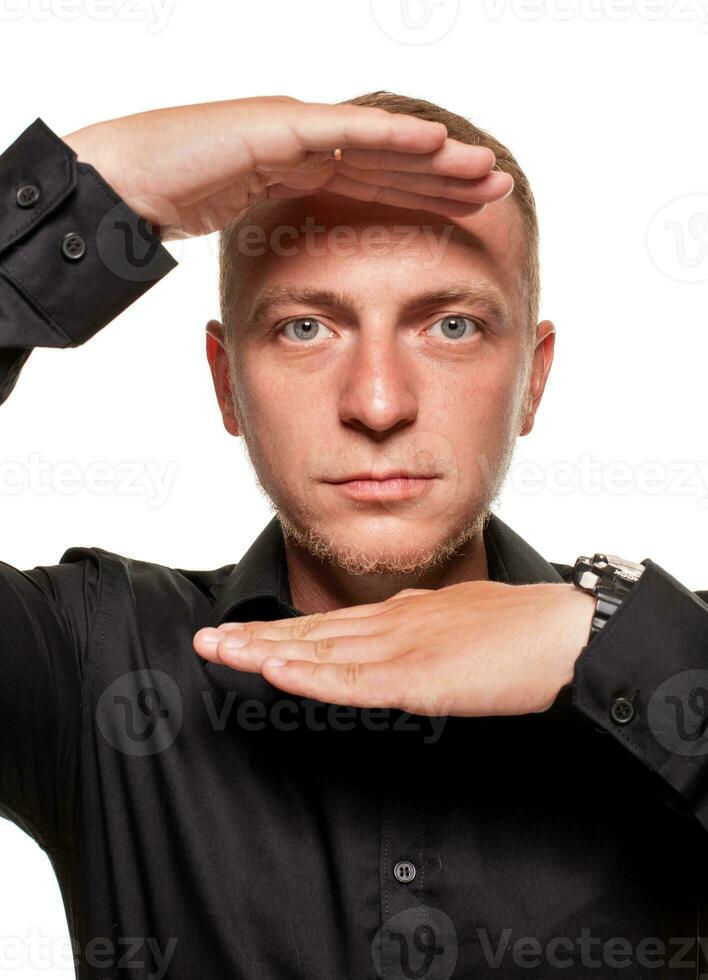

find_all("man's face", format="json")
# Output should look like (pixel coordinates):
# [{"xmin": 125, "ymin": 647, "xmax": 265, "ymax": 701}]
[{"xmin": 207, "ymin": 192, "xmax": 554, "ymax": 574}]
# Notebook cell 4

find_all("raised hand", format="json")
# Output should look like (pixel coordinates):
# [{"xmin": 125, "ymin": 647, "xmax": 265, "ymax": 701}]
[{"xmin": 62, "ymin": 95, "xmax": 514, "ymax": 240}]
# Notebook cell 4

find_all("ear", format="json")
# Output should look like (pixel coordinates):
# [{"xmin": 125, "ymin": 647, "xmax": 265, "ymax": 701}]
[
  {"xmin": 519, "ymin": 319, "xmax": 555, "ymax": 437},
  {"xmin": 205, "ymin": 319, "xmax": 241, "ymax": 438}
]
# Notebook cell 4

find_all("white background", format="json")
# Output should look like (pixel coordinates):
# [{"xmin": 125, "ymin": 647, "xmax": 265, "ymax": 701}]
[{"xmin": 1, "ymin": 0, "xmax": 708, "ymax": 973}]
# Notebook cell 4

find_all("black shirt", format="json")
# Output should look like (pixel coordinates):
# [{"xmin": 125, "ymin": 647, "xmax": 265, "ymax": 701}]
[{"xmin": 1, "ymin": 118, "xmax": 708, "ymax": 980}]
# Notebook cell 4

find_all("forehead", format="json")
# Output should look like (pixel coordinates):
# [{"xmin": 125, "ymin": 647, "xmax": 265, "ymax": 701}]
[{"xmin": 225, "ymin": 190, "xmax": 527, "ymax": 318}]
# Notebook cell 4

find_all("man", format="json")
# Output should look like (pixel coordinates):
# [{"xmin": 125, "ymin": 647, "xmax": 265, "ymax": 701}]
[{"xmin": 0, "ymin": 93, "xmax": 706, "ymax": 979}]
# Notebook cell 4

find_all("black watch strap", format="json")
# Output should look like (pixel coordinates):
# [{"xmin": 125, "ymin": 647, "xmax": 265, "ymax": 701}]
[{"xmin": 571, "ymin": 553, "xmax": 645, "ymax": 640}]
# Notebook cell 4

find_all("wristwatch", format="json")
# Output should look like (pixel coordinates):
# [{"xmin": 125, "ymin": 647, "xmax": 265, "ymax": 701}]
[{"xmin": 571, "ymin": 553, "xmax": 646, "ymax": 642}]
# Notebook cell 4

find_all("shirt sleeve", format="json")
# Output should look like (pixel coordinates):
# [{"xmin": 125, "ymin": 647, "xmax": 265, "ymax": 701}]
[
  {"xmin": 0, "ymin": 116, "xmax": 178, "ymax": 405},
  {"xmin": 571, "ymin": 558, "xmax": 708, "ymax": 831},
  {"xmin": 0, "ymin": 548, "xmax": 103, "ymax": 853},
  {"xmin": 0, "ymin": 117, "xmax": 175, "ymax": 851}
]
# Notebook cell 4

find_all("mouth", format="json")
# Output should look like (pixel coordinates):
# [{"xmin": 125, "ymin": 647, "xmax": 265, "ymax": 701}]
[{"xmin": 323, "ymin": 471, "xmax": 441, "ymax": 503}]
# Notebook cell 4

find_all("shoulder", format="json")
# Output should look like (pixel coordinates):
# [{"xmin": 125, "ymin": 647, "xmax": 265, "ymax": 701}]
[{"xmin": 52, "ymin": 544, "xmax": 236, "ymax": 620}]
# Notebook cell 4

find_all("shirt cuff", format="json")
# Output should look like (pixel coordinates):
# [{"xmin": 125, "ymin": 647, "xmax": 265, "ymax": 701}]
[
  {"xmin": 571, "ymin": 557, "xmax": 708, "ymax": 830},
  {"xmin": 0, "ymin": 117, "xmax": 177, "ymax": 350}
]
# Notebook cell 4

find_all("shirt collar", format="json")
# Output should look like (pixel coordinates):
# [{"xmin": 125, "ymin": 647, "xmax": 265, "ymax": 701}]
[{"xmin": 209, "ymin": 512, "xmax": 564, "ymax": 627}]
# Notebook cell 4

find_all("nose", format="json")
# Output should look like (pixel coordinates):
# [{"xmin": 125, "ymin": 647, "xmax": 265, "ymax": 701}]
[{"xmin": 338, "ymin": 330, "xmax": 419, "ymax": 436}]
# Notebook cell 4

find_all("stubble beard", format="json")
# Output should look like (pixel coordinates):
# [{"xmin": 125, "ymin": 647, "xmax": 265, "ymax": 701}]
[
  {"xmin": 276, "ymin": 504, "xmax": 493, "ymax": 577},
  {"xmin": 248, "ymin": 451, "xmax": 509, "ymax": 578},
  {"xmin": 233, "ymin": 391, "xmax": 516, "ymax": 580}
]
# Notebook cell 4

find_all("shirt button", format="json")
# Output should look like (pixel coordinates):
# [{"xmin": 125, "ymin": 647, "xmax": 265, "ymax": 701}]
[
  {"xmin": 16, "ymin": 183, "xmax": 41, "ymax": 208},
  {"xmin": 393, "ymin": 860, "xmax": 416, "ymax": 883},
  {"xmin": 61, "ymin": 232, "xmax": 86, "ymax": 261},
  {"xmin": 610, "ymin": 697, "xmax": 635, "ymax": 725}
]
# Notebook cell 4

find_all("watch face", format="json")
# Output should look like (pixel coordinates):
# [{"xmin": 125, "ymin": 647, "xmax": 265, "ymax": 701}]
[{"xmin": 573, "ymin": 554, "xmax": 645, "ymax": 592}]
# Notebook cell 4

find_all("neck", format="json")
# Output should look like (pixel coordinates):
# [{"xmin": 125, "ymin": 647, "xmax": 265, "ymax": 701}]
[{"xmin": 284, "ymin": 527, "xmax": 490, "ymax": 614}]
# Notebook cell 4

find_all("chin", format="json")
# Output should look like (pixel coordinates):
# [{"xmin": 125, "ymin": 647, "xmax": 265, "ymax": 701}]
[{"xmin": 277, "ymin": 509, "xmax": 485, "ymax": 577}]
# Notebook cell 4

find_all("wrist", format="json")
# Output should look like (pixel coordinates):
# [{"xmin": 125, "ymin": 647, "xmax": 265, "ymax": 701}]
[
  {"xmin": 61, "ymin": 124, "xmax": 164, "ymax": 237},
  {"xmin": 556, "ymin": 583, "xmax": 597, "ymax": 685},
  {"xmin": 531, "ymin": 584, "xmax": 596, "ymax": 713}
]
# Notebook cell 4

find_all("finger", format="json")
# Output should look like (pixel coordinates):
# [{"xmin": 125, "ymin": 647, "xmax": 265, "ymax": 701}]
[
  {"xmin": 260, "ymin": 656, "xmax": 411, "ymax": 708},
  {"xmin": 325, "ymin": 173, "xmax": 492, "ymax": 216},
  {"xmin": 193, "ymin": 628, "xmax": 395, "ymax": 667},
  {"xmin": 295, "ymin": 103, "xmax": 448, "ymax": 155},
  {"xmin": 340, "ymin": 140, "xmax": 496, "ymax": 179},
  {"xmin": 257, "ymin": 137, "xmax": 497, "ymax": 183},
  {"xmin": 213, "ymin": 632, "xmax": 400, "ymax": 671},
  {"xmin": 264, "ymin": 162, "xmax": 512, "ymax": 204},
  {"xmin": 334, "ymin": 163, "xmax": 514, "ymax": 205},
  {"xmin": 217, "ymin": 614, "xmax": 390, "ymax": 644}
]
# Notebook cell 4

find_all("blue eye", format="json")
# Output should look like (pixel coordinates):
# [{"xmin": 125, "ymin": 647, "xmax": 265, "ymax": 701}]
[
  {"xmin": 281, "ymin": 317, "xmax": 332, "ymax": 342},
  {"xmin": 428, "ymin": 315, "xmax": 478, "ymax": 340}
]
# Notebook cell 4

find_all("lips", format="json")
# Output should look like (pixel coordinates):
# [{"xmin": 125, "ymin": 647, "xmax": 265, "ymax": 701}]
[
  {"xmin": 327, "ymin": 470, "xmax": 438, "ymax": 483},
  {"xmin": 324, "ymin": 471, "xmax": 440, "ymax": 503}
]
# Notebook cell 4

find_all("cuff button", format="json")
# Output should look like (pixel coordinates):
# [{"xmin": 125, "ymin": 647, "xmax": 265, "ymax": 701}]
[
  {"xmin": 61, "ymin": 232, "xmax": 86, "ymax": 261},
  {"xmin": 16, "ymin": 184, "xmax": 41, "ymax": 208},
  {"xmin": 610, "ymin": 697, "xmax": 635, "ymax": 725}
]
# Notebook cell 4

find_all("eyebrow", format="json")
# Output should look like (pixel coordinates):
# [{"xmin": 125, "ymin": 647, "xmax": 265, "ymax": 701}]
[{"xmin": 248, "ymin": 281, "xmax": 511, "ymax": 327}]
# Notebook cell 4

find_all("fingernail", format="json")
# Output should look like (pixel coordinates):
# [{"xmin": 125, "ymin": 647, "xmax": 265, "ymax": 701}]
[
  {"xmin": 196, "ymin": 628, "xmax": 221, "ymax": 647},
  {"xmin": 222, "ymin": 636, "xmax": 249, "ymax": 652},
  {"xmin": 264, "ymin": 657, "xmax": 287, "ymax": 668}
]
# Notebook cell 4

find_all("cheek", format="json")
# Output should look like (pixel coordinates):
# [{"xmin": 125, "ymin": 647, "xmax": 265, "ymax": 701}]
[
  {"xmin": 233, "ymin": 364, "xmax": 315, "ymax": 482},
  {"xmin": 427, "ymin": 365, "xmax": 523, "ymax": 489},
  {"xmin": 432, "ymin": 364, "xmax": 521, "ymax": 438}
]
